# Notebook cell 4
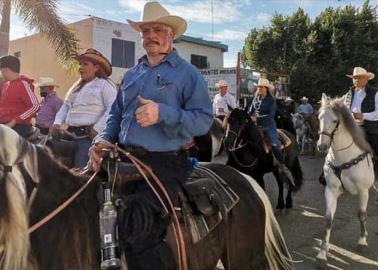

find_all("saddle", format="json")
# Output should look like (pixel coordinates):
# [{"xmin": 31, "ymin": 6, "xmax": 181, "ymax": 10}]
[
  {"xmin": 102, "ymin": 161, "xmax": 240, "ymax": 245},
  {"xmin": 258, "ymin": 128, "xmax": 292, "ymax": 154},
  {"xmin": 181, "ymin": 165, "xmax": 240, "ymax": 244}
]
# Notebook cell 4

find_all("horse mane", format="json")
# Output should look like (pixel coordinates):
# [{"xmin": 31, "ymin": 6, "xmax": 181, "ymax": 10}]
[
  {"xmin": 321, "ymin": 97, "xmax": 373, "ymax": 154},
  {"xmin": 30, "ymin": 146, "xmax": 99, "ymax": 270}
]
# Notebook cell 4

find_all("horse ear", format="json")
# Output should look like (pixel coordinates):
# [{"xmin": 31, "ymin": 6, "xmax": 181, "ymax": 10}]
[{"xmin": 321, "ymin": 93, "xmax": 329, "ymax": 105}]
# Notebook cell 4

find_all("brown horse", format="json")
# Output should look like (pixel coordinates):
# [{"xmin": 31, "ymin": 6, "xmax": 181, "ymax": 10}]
[{"xmin": 0, "ymin": 124, "xmax": 294, "ymax": 270}]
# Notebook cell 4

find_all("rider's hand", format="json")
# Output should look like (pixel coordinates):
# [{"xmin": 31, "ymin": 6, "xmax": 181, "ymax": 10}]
[
  {"xmin": 88, "ymin": 128, "xmax": 98, "ymax": 140},
  {"xmin": 49, "ymin": 124, "xmax": 61, "ymax": 136},
  {"xmin": 88, "ymin": 141, "xmax": 113, "ymax": 172},
  {"xmin": 353, "ymin": 112, "xmax": 363, "ymax": 120},
  {"xmin": 251, "ymin": 116, "xmax": 257, "ymax": 123},
  {"xmin": 6, "ymin": 119, "xmax": 16, "ymax": 128},
  {"xmin": 135, "ymin": 96, "xmax": 159, "ymax": 127}
]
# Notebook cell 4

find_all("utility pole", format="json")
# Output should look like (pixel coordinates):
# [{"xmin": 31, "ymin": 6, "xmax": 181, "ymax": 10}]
[{"xmin": 211, "ymin": 0, "xmax": 214, "ymax": 41}]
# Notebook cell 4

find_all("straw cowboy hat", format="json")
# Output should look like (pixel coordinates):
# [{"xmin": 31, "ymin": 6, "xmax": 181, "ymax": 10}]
[
  {"xmin": 257, "ymin": 78, "xmax": 274, "ymax": 92},
  {"xmin": 300, "ymin": 96, "xmax": 308, "ymax": 101},
  {"xmin": 285, "ymin": 97, "xmax": 294, "ymax": 102},
  {"xmin": 127, "ymin": 1, "xmax": 187, "ymax": 39},
  {"xmin": 36, "ymin": 77, "xmax": 58, "ymax": 88},
  {"xmin": 346, "ymin": 67, "xmax": 375, "ymax": 80},
  {"xmin": 215, "ymin": 80, "xmax": 229, "ymax": 88},
  {"xmin": 73, "ymin": 48, "xmax": 112, "ymax": 76}
]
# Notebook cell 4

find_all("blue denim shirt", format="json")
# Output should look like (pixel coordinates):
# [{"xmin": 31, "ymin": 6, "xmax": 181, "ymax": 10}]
[{"xmin": 98, "ymin": 49, "xmax": 213, "ymax": 151}]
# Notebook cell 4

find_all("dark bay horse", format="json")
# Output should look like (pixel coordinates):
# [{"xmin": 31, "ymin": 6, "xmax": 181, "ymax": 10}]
[
  {"xmin": 0, "ymin": 124, "xmax": 294, "ymax": 270},
  {"xmin": 224, "ymin": 109, "xmax": 303, "ymax": 210}
]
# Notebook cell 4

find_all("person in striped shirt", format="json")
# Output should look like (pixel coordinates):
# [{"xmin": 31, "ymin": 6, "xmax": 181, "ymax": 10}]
[{"xmin": 0, "ymin": 55, "xmax": 39, "ymax": 138}]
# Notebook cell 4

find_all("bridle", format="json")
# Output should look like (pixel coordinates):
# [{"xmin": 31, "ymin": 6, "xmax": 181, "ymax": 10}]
[
  {"xmin": 226, "ymin": 119, "xmax": 258, "ymax": 168},
  {"xmin": 318, "ymin": 120, "xmax": 340, "ymax": 144}
]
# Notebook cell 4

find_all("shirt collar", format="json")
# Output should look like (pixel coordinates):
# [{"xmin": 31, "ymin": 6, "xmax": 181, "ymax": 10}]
[
  {"xmin": 139, "ymin": 49, "xmax": 179, "ymax": 68},
  {"xmin": 355, "ymin": 86, "xmax": 366, "ymax": 93}
]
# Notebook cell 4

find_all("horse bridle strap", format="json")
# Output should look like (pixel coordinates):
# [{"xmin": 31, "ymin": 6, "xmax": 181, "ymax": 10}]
[{"xmin": 318, "ymin": 121, "xmax": 339, "ymax": 141}]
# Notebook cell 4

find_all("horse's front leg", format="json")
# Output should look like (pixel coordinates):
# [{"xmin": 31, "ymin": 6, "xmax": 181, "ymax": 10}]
[
  {"xmin": 317, "ymin": 185, "xmax": 340, "ymax": 264},
  {"xmin": 273, "ymin": 170, "xmax": 285, "ymax": 210},
  {"xmin": 357, "ymin": 189, "xmax": 369, "ymax": 248},
  {"xmin": 285, "ymin": 187, "xmax": 293, "ymax": 209}
]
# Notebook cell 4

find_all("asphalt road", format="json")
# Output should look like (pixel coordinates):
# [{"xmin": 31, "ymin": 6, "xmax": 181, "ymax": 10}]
[
  {"xmin": 263, "ymin": 155, "xmax": 378, "ymax": 270},
  {"xmin": 213, "ymin": 153, "xmax": 378, "ymax": 270}
]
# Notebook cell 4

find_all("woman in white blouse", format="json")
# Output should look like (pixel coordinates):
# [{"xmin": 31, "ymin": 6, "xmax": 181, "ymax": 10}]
[{"xmin": 51, "ymin": 48, "xmax": 117, "ymax": 168}]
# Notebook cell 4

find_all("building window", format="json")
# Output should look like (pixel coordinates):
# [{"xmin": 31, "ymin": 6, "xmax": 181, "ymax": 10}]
[
  {"xmin": 191, "ymin": 54, "xmax": 208, "ymax": 69},
  {"xmin": 111, "ymin": 38, "xmax": 135, "ymax": 68},
  {"xmin": 14, "ymin": 51, "xmax": 21, "ymax": 58}
]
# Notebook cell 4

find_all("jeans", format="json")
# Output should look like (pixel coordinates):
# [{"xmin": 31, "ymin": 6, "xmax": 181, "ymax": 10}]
[
  {"xmin": 13, "ymin": 124, "xmax": 32, "ymax": 138},
  {"xmin": 73, "ymin": 137, "xmax": 92, "ymax": 168},
  {"xmin": 120, "ymin": 150, "xmax": 191, "ymax": 270}
]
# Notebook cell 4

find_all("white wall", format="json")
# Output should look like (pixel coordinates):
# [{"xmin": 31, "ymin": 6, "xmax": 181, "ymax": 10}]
[
  {"xmin": 92, "ymin": 17, "xmax": 144, "ymax": 84},
  {"xmin": 174, "ymin": 41, "xmax": 224, "ymax": 68}
]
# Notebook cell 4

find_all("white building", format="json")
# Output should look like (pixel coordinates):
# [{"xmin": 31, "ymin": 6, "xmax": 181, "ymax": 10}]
[{"xmin": 10, "ymin": 16, "xmax": 228, "ymax": 98}]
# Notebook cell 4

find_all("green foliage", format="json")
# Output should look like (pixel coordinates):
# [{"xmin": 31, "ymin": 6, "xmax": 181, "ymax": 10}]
[{"xmin": 242, "ymin": 0, "xmax": 378, "ymax": 103}]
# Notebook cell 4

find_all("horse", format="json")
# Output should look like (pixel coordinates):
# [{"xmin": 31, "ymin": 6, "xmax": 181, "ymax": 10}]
[
  {"xmin": 275, "ymin": 99, "xmax": 296, "ymax": 135},
  {"xmin": 0, "ymin": 124, "xmax": 294, "ymax": 270},
  {"xmin": 316, "ymin": 94, "xmax": 375, "ymax": 265},
  {"xmin": 224, "ymin": 108, "xmax": 303, "ymax": 210},
  {"xmin": 291, "ymin": 113, "xmax": 313, "ymax": 154},
  {"xmin": 191, "ymin": 118, "xmax": 225, "ymax": 162}
]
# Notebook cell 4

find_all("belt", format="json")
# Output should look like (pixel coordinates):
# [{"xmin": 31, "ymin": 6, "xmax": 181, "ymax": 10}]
[
  {"xmin": 119, "ymin": 144, "xmax": 187, "ymax": 157},
  {"xmin": 67, "ymin": 125, "xmax": 90, "ymax": 137}
]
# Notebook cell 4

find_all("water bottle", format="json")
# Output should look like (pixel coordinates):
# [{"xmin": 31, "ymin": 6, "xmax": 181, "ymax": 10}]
[{"xmin": 99, "ymin": 182, "xmax": 121, "ymax": 269}]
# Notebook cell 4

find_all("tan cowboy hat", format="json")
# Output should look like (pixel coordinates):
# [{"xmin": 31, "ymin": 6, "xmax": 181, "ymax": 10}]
[
  {"xmin": 346, "ymin": 67, "xmax": 375, "ymax": 80},
  {"xmin": 73, "ymin": 48, "xmax": 112, "ymax": 76},
  {"xmin": 257, "ymin": 78, "xmax": 274, "ymax": 92},
  {"xmin": 215, "ymin": 80, "xmax": 229, "ymax": 88},
  {"xmin": 36, "ymin": 77, "xmax": 58, "ymax": 88},
  {"xmin": 300, "ymin": 96, "xmax": 308, "ymax": 101},
  {"xmin": 127, "ymin": 1, "xmax": 187, "ymax": 39}
]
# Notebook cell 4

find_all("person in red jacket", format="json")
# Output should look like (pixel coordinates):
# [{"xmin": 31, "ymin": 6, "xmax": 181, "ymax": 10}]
[{"xmin": 0, "ymin": 55, "xmax": 39, "ymax": 137}]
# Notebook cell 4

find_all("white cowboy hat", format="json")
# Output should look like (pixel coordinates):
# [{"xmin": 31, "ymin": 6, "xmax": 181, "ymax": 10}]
[
  {"xmin": 285, "ymin": 97, "xmax": 293, "ymax": 102},
  {"xmin": 215, "ymin": 80, "xmax": 229, "ymax": 88},
  {"xmin": 346, "ymin": 67, "xmax": 375, "ymax": 80},
  {"xmin": 257, "ymin": 78, "xmax": 274, "ymax": 92},
  {"xmin": 36, "ymin": 77, "xmax": 58, "ymax": 88},
  {"xmin": 127, "ymin": 2, "xmax": 187, "ymax": 39},
  {"xmin": 300, "ymin": 96, "xmax": 308, "ymax": 101}
]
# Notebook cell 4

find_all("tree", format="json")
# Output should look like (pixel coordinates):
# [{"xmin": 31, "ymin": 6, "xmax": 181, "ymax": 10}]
[
  {"xmin": 0, "ymin": 0, "xmax": 78, "ymax": 68},
  {"xmin": 242, "ymin": 0, "xmax": 378, "ymax": 102}
]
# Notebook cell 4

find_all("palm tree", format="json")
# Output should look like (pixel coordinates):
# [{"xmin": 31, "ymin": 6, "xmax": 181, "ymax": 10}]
[{"xmin": 0, "ymin": 0, "xmax": 78, "ymax": 67}]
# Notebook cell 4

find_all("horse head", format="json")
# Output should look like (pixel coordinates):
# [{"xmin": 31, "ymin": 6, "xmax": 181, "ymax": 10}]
[
  {"xmin": 317, "ymin": 93, "xmax": 340, "ymax": 153},
  {"xmin": 291, "ymin": 113, "xmax": 305, "ymax": 130},
  {"xmin": 224, "ymin": 108, "xmax": 252, "ymax": 151},
  {"xmin": 0, "ymin": 124, "xmax": 40, "ymax": 270}
]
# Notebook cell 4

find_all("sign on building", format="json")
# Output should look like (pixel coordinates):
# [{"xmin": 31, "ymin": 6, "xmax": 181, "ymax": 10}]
[{"xmin": 200, "ymin": 68, "xmax": 237, "ymax": 101}]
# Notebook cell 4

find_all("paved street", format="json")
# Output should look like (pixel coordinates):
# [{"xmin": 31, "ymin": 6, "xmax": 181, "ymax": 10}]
[
  {"xmin": 214, "ymin": 153, "xmax": 378, "ymax": 270},
  {"xmin": 265, "ymin": 155, "xmax": 378, "ymax": 270}
]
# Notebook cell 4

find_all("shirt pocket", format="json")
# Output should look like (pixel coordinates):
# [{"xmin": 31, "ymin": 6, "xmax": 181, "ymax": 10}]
[{"xmin": 153, "ymin": 80, "xmax": 181, "ymax": 105}]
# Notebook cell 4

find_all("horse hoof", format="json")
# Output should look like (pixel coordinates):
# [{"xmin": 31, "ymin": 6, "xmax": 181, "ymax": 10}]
[
  {"xmin": 356, "ymin": 244, "xmax": 368, "ymax": 253},
  {"xmin": 275, "ymin": 209, "xmax": 284, "ymax": 215},
  {"xmin": 315, "ymin": 257, "xmax": 328, "ymax": 269},
  {"xmin": 284, "ymin": 208, "xmax": 292, "ymax": 215}
]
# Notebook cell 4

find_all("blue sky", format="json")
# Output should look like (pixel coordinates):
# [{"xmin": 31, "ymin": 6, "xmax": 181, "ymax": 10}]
[{"xmin": 10, "ymin": 0, "xmax": 377, "ymax": 67}]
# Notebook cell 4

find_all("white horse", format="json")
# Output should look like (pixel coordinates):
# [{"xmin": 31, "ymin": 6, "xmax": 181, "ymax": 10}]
[
  {"xmin": 291, "ymin": 113, "xmax": 311, "ymax": 154},
  {"xmin": 316, "ymin": 93, "xmax": 375, "ymax": 265}
]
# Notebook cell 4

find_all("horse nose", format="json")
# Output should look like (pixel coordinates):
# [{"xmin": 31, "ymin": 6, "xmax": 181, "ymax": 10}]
[{"xmin": 317, "ymin": 143, "xmax": 328, "ymax": 153}]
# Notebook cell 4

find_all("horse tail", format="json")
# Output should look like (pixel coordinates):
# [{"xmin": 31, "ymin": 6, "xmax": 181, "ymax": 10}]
[
  {"xmin": 0, "ymin": 170, "xmax": 30, "ymax": 270},
  {"xmin": 291, "ymin": 156, "xmax": 303, "ymax": 192},
  {"xmin": 242, "ymin": 173, "xmax": 294, "ymax": 270}
]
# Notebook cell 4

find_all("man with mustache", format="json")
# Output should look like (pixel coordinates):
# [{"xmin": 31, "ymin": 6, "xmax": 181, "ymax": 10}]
[{"xmin": 89, "ymin": 2, "xmax": 212, "ymax": 270}]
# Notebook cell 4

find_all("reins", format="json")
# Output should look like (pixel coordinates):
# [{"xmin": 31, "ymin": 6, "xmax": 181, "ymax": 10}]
[{"xmin": 27, "ymin": 169, "xmax": 98, "ymax": 234}]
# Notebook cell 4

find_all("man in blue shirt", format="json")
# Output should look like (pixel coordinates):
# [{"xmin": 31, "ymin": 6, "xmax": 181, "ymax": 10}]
[
  {"xmin": 297, "ymin": 96, "xmax": 314, "ymax": 116},
  {"xmin": 89, "ymin": 2, "xmax": 212, "ymax": 270}
]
